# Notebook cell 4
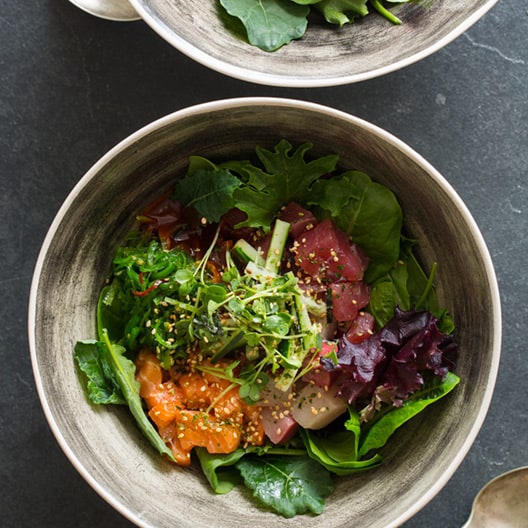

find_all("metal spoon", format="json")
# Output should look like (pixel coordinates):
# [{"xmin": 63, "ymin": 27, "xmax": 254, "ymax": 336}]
[
  {"xmin": 462, "ymin": 466, "xmax": 528, "ymax": 528},
  {"xmin": 67, "ymin": 0, "xmax": 140, "ymax": 21}
]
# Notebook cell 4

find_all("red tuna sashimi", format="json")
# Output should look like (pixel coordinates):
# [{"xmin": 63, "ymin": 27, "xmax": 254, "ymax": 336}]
[
  {"xmin": 329, "ymin": 281, "xmax": 370, "ymax": 322},
  {"xmin": 345, "ymin": 311, "xmax": 376, "ymax": 344},
  {"xmin": 261, "ymin": 406, "xmax": 299, "ymax": 445},
  {"xmin": 278, "ymin": 202, "xmax": 318, "ymax": 239},
  {"xmin": 294, "ymin": 217, "xmax": 368, "ymax": 282}
]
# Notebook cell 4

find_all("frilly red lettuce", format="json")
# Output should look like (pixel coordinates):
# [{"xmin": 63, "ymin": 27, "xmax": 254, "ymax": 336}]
[{"xmin": 322, "ymin": 307, "xmax": 457, "ymax": 413}]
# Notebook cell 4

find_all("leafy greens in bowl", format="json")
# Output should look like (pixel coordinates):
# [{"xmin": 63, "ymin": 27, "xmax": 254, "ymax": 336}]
[
  {"xmin": 29, "ymin": 98, "xmax": 501, "ymax": 528},
  {"xmin": 128, "ymin": 0, "xmax": 499, "ymax": 86}
]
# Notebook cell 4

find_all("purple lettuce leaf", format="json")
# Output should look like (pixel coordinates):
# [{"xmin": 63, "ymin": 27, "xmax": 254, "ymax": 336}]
[{"xmin": 323, "ymin": 307, "xmax": 457, "ymax": 410}]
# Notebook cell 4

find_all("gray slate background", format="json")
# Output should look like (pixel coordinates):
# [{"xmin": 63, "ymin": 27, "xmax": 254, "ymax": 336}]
[{"xmin": 1, "ymin": 1, "xmax": 526, "ymax": 526}]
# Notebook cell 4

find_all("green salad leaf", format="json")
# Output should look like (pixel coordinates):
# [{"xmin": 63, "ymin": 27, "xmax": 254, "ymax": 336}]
[
  {"xmin": 74, "ymin": 340, "xmax": 126, "ymax": 405},
  {"xmin": 195, "ymin": 448, "xmax": 246, "ymax": 494},
  {"xmin": 369, "ymin": 237, "xmax": 455, "ymax": 332},
  {"xmin": 219, "ymin": 0, "xmax": 310, "ymax": 51},
  {"xmin": 358, "ymin": 372, "xmax": 461, "ymax": 458},
  {"xmin": 236, "ymin": 456, "xmax": 334, "ymax": 517},
  {"xmin": 300, "ymin": 409, "xmax": 382, "ymax": 476},
  {"xmin": 74, "ymin": 332, "xmax": 176, "ymax": 462},
  {"xmin": 196, "ymin": 443, "xmax": 308, "ymax": 495},
  {"xmin": 229, "ymin": 140, "xmax": 339, "ymax": 230},
  {"xmin": 174, "ymin": 167, "xmax": 241, "ymax": 223}
]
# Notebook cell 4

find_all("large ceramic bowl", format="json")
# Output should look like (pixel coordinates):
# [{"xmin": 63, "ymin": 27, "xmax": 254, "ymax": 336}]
[
  {"xmin": 128, "ymin": 0, "xmax": 498, "ymax": 87},
  {"xmin": 29, "ymin": 98, "xmax": 501, "ymax": 528}
]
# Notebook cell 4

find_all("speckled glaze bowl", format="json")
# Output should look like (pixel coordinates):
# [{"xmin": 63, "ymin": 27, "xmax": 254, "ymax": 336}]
[
  {"xmin": 128, "ymin": 0, "xmax": 498, "ymax": 87},
  {"xmin": 29, "ymin": 98, "xmax": 501, "ymax": 528}
]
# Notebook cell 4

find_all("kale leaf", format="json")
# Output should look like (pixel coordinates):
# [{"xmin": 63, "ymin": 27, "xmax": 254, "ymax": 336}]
[
  {"xmin": 173, "ymin": 167, "xmax": 241, "ymax": 223},
  {"xmin": 236, "ymin": 456, "xmax": 334, "ymax": 517},
  {"xmin": 229, "ymin": 140, "xmax": 339, "ymax": 230}
]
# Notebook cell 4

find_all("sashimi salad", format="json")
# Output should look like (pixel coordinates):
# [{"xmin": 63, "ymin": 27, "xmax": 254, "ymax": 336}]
[{"xmin": 75, "ymin": 140, "xmax": 460, "ymax": 518}]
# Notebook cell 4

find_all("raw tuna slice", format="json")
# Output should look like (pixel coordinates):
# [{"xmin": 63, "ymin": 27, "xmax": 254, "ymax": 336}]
[
  {"xmin": 278, "ymin": 201, "xmax": 318, "ymax": 238},
  {"xmin": 294, "ymin": 217, "xmax": 368, "ymax": 282},
  {"xmin": 329, "ymin": 281, "xmax": 370, "ymax": 322},
  {"xmin": 261, "ymin": 406, "xmax": 299, "ymax": 444}
]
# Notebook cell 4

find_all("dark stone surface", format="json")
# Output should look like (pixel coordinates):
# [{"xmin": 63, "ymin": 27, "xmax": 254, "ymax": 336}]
[{"xmin": 1, "ymin": 1, "xmax": 526, "ymax": 526}]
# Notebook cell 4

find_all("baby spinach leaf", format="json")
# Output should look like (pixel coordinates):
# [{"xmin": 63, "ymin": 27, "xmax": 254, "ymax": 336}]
[
  {"xmin": 358, "ymin": 372, "xmax": 460, "ymax": 458},
  {"xmin": 310, "ymin": 170, "xmax": 403, "ymax": 282},
  {"xmin": 219, "ymin": 0, "xmax": 310, "ymax": 52},
  {"xmin": 232, "ymin": 140, "xmax": 339, "ymax": 229},
  {"xmin": 195, "ymin": 447, "xmax": 246, "ymax": 494},
  {"xmin": 236, "ymin": 456, "xmax": 334, "ymax": 517},
  {"xmin": 300, "ymin": 408, "xmax": 382, "ymax": 475},
  {"xmin": 368, "ymin": 258, "xmax": 411, "ymax": 327},
  {"xmin": 174, "ymin": 167, "xmax": 241, "ymax": 223},
  {"xmin": 301, "ymin": 429, "xmax": 382, "ymax": 475},
  {"xmin": 369, "ymin": 237, "xmax": 455, "ymax": 332}
]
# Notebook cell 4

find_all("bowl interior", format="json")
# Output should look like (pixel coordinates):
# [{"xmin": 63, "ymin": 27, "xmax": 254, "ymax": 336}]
[
  {"xmin": 129, "ymin": 0, "xmax": 498, "ymax": 86},
  {"xmin": 30, "ymin": 99, "xmax": 500, "ymax": 528}
]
